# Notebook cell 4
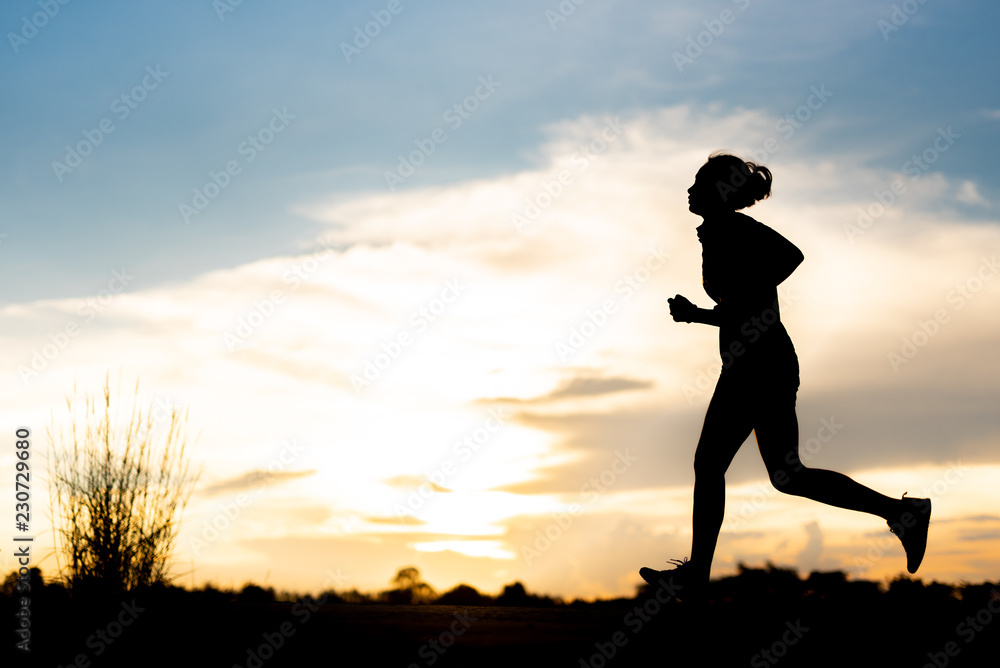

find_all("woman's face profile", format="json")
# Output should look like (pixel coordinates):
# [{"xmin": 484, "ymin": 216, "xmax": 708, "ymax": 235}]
[{"xmin": 687, "ymin": 166, "xmax": 722, "ymax": 216}]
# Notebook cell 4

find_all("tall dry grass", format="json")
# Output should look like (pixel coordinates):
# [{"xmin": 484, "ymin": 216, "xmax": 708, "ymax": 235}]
[{"xmin": 46, "ymin": 374, "xmax": 200, "ymax": 596}]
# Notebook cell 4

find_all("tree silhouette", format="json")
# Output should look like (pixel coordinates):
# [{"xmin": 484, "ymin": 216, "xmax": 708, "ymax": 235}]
[
  {"xmin": 436, "ymin": 584, "xmax": 490, "ymax": 606},
  {"xmin": 46, "ymin": 374, "xmax": 200, "ymax": 597},
  {"xmin": 383, "ymin": 566, "xmax": 435, "ymax": 604}
]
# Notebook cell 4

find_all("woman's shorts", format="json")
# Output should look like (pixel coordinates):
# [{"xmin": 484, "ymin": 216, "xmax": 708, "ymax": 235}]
[{"xmin": 715, "ymin": 348, "xmax": 800, "ymax": 410}]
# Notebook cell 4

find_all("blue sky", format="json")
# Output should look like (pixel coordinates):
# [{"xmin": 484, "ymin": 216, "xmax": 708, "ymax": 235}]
[
  {"xmin": 2, "ymin": 0, "xmax": 998, "ymax": 304},
  {"xmin": 3, "ymin": 1, "xmax": 1000, "ymax": 597}
]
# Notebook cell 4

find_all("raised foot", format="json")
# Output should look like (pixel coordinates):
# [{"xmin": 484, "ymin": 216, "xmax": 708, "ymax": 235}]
[{"xmin": 888, "ymin": 495, "xmax": 932, "ymax": 574}]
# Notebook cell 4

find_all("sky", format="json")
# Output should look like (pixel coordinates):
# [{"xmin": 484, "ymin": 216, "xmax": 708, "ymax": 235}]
[{"xmin": 1, "ymin": 0, "xmax": 999, "ymax": 601}]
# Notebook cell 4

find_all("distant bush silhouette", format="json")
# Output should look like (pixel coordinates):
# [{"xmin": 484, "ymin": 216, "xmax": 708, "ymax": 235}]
[
  {"xmin": 436, "ymin": 584, "xmax": 492, "ymax": 606},
  {"xmin": 237, "ymin": 583, "xmax": 276, "ymax": 604},
  {"xmin": 381, "ymin": 566, "xmax": 436, "ymax": 604},
  {"xmin": 334, "ymin": 588, "xmax": 375, "ymax": 604},
  {"xmin": 46, "ymin": 374, "xmax": 200, "ymax": 597},
  {"xmin": 496, "ymin": 581, "xmax": 559, "ymax": 607},
  {"xmin": 1, "ymin": 567, "xmax": 44, "ymax": 597}
]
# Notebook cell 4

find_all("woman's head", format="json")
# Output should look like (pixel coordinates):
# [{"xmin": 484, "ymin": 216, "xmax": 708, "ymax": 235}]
[{"xmin": 687, "ymin": 152, "xmax": 772, "ymax": 215}]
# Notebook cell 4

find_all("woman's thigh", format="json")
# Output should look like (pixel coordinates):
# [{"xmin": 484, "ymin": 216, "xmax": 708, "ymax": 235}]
[
  {"xmin": 693, "ymin": 372, "xmax": 756, "ymax": 477},
  {"xmin": 752, "ymin": 390, "xmax": 801, "ymax": 480},
  {"xmin": 749, "ymin": 347, "xmax": 801, "ymax": 476}
]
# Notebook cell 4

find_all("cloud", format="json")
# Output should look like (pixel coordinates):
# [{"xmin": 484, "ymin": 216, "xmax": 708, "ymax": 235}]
[
  {"xmin": 544, "ymin": 375, "xmax": 655, "ymax": 400},
  {"xmin": 723, "ymin": 531, "xmax": 768, "ymax": 541},
  {"xmin": 959, "ymin": 531, "xmax": 1000, "ymax": 542},
  {"xmin": 383, "ymin": 475, "xmax": 451, "ymax": 493},
  {"xmin": 365, "ymin": 514, "xmax": 427, "ymax": 526},
  {"xmin": 956, "ymin": 180, "xmax": 988, "ymax": 206},
  {"xmin": 796, "ymin": 521, "xmax": 825, "ymax": 573},
  {"xmin": 489, "ymin": 373, "xmax": 654, "ymax": 404},
  {"xmin": 932, "ymin": 514, "xmax": 1000, "ymax": 526},
  {"xmin": 200, "ymin": 469, "xmax": 318, "ymax": 496}
]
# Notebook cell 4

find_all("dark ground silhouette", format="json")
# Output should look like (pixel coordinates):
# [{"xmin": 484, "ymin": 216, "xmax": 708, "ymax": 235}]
[{"xmin": 4, "ymin": 565, "xmax": 999, "ymax": 667}]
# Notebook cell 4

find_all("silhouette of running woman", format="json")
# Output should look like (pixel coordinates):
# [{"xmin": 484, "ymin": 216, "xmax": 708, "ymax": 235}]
[{"xmin": 639, "ymin": 153, "xmax": 931, "ymax": 597}]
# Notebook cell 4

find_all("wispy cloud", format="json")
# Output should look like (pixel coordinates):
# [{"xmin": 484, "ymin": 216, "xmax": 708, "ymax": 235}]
[
  {"xmin": 200, "ymin": 469, "xmax": 317, "ymax": 496},
  {"xmin": 956, "ymin": 180, "xmax": 988, "ymax": 206}
]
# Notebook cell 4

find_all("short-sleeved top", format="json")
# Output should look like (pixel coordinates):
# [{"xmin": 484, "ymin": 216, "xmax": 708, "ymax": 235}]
[{"xmin": 697, "ymin": 212, "xmax": 801, "ymax": 378}]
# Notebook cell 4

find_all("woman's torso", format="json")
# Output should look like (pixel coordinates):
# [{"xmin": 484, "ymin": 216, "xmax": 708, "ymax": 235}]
[{"xmin": 698, "ymin": 212, "xmax": 797, "ymax": 378}]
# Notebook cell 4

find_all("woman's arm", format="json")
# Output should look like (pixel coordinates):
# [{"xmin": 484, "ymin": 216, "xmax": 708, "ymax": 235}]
[
  {"xmin": 668, "ymin": 295, "xmax": 721, "ymax": 327},
  {"xmin": 758, "ymin": 224, "xmax": 804, "ymax": 286},
  {"xmin": 689, "ymin": 306, "xmax": 722, "ymax": 326}
]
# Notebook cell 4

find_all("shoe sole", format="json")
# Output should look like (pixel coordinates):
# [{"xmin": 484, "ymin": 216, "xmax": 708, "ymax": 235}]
[
  {"xmin": 907, "ymin": 498, "xmax": 931, "ymax": 574},
  {"xmin": 893, "ymin": 497, "xmax": 931, "ymax": 574}
]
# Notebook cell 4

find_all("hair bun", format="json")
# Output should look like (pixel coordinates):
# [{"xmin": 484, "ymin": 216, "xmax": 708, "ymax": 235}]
[
  {"xmin": 748, "ymin": 163, "xmax": 773, "ymax": 203},
  {"xmin": 703, "ymin": 152, "xmax": 772, "ymax": 210}
]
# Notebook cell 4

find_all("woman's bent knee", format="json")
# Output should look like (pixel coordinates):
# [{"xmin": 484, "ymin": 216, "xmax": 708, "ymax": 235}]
[{"xmin": 769, "ymin": 468, "xmax": 806, "ymax": 496}]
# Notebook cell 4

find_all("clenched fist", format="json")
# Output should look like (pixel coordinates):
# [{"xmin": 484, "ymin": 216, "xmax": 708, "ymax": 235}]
[{"xmin": 668, "ymin": 294, "xmax": 696, "ymax": 323}]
